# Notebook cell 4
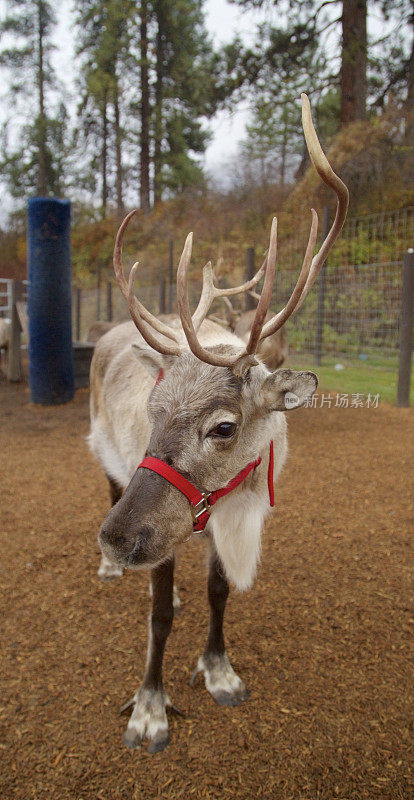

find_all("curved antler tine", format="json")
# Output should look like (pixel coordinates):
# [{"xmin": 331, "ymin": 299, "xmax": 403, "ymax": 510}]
[
  {"xmin": 191, "ymin": 258, "xmax": 267, "ymax": 333},
  {"xmin": 192, "ymin": 262, "xmax": 215, "ymax": 333},
  {"xmin": 222, "ymin": 295, "xmax": 235, "ymax": 313},
  {"xmin": 177, "ymin": 233, "xmax": 239, "ymax": 367},
  {"xmin": 245, "ymin": 217, "xmax": 278, "ymax": 355},
  {"xmin": 248, "ymin": 289, "xmax": 261, "ymax": 302},
  {"xmin": 260, "ymin": 209, "xmax": 318, "ymax": 339},
  {"xmin": 242, "ymin": 95, "xmax": 349, "ymax": 350},
  {"xmin": 113, "ymin": 209, "xmax": 137, "ymax": 292},
  {"xmin": 113, "ymin": 210, "xmax": 180, "ymax": 344},
  {"xmin": 176, "ymin": 231, "xmax": 194, "ymax": 337},
  {"xmin": 302, "ymin": 93, "xmax": 348, "ymax": 204},
  {"xmin": 296, "ymin": 93, "xmax": 349, "ymax": 305},
  {"xmin": 219, "ymin": 295, "xmax": 239, "ymax": 328},
  {"xmin": 127, "ymin": 265, "xmax": 181, "ymax": 356},
  {"xmin": 218, "ymin": 258, "xmax": 266, "ymax": 298}
]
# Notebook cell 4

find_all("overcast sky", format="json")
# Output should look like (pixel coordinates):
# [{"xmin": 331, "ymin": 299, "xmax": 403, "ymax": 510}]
[
  {"xmin": 0, "ymin": 0, "xmax": 264, "ymax": 218},
  {"xmin": 51, "ymin": 0, "xmax": 262, "ymax": 172},
  {"xmin": 0, "ymin": 0, "xmax": 401, "ymax": 218}
]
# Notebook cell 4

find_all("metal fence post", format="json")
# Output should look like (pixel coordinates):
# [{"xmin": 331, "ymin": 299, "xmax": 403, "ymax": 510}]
[
  {"xmin": 75, "ymin": 287, "xmax": 81, "ymax": 341},
  {"xmin": 245, "ymin": 247, "xmax": 255, "ymax": 310},
  {"xmin": 97, "ymin": 265, "xmax": 102, "ymax": 321},
  {"xmin": 159, "ymin": 277, "xmax": 166, "ymax": 314},
  {"xmin": 7, "ymin": 280, "xmax": 22, "ymax": 382},
  {"xmin": 397, "ymin": 249, "xmax": 414, "ymax": 407},
  {"xmin": 106, "ymin": 281, "xmax": 112, "ymax": 321},
  {"xmin": 315, "ymin": 206, "xmax": 330, "ymax": 366},
  {"xmin": 168, "ymin": 240, "xmax": 174, "ymax": 313}
]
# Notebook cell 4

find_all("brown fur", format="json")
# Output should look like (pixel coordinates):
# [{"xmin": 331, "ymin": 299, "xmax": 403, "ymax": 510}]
[
  {"xmin": 85, "ymin": 320, "xmax": 119, "ymax": 344},
  {"xmin": 234, "ymin": 311, "xmax": 288, "ymax": 370}
]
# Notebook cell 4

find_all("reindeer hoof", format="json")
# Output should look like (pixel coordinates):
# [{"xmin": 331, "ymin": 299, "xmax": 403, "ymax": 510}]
[
  {"xmin": 189, "ymin": 666, "xmax": 200, "ymax": 687},
  {"xmin": 98, "ymin": 555, "xmax": 123, "ymax": 581},
  {"xmin": 123, "ymin": 687, "xmax": 171, "ymax": 753},
  {"xmin": 213, "ymin": 687, "xmax": 250, "ymax": 707},
  {"xmin": 99, "ymin": 573, "xmax": 122, "ymax": 582},
  {"xmin": 192, "ymin": 653, "xmax": 250, "ymax": 707},
  {"xmin": 147, "ymin": 732, "xmax": 170, "ymax": 754},
  {"xmin": 173, "ymin": 584, "xmax": 181, "ymax": 616},
  {"xmin": 119, "ymin": 696, "xmax": 136, "ymax": 715},
  {"xmin": 123, "ymin": 727, "xmax": 169, "ymax": 753},
  {"xmin": 123, "ymin": 729, "xmax": 142, "ymax": 749}
]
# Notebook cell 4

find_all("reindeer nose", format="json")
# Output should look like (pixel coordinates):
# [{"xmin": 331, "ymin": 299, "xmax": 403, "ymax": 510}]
[
  {"xmin": 98, "ymin": 522, "xmax": 126, "ymax": 554},
  {"xmin": 99, "ymin": 519, "xmax": 156, "ymax": 566},
  {"xmin": 126, "ymin": 526, "xmax": 155, "ymax": 566}
]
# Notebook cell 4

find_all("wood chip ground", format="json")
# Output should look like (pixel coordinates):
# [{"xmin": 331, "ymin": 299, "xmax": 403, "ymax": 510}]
[{"xmin": 0, "ymin": 377, "xmax": 412, "ymax": 800}]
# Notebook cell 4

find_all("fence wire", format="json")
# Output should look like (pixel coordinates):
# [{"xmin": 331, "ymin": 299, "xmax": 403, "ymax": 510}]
[{"xmin": 73, "ymin": 206, "xmax": 413, "ymax": 364}]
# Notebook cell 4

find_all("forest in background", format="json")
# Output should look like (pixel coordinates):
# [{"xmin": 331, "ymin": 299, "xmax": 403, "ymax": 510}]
[{"xmin": 0, "ymin": 0, "xmax": 413, "ymax": 285}]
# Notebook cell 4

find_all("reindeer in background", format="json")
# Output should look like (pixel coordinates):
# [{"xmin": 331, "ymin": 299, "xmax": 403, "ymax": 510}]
[
  {"xmin": 212, "ymin": 291, "xmax": 288, "ymax": 370},
  {"xmin": 88, "ymin": 95, "xmax": 349, "ymax": 752},
  {"xmin": 0, "ymin": 317, "xmax": 11, "ymax": 374}
]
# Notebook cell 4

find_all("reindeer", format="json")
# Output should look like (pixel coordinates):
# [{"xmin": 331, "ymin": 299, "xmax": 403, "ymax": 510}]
[
  {"xmin": 0, "ymin": 317, "xmax": 11, "ymax": 373},
  {"xmin": 213, "ymin": 292, "xmax": 288, "ymax": 370},
  {"xmin": 84, "ymin": 320, "xmax": 119, "ymax": 344},
  {"xmin": 88, "ymin": 95, "xmax": 349, "ymax": 752}
]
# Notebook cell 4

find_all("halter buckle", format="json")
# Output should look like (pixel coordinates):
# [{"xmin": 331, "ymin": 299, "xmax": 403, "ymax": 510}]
[{"xmin": 191, "ymin": 493, "xmax": 211, "ymax": 523}]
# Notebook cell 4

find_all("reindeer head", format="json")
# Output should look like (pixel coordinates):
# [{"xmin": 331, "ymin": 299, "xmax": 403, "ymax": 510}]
[{"xmin": 98, "ymin": 95, "xmax": 349, "ymax": 573}]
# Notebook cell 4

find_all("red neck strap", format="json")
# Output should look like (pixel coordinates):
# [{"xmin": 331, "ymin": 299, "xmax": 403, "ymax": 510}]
[
  {"xmin": 141, "ymin": 369, "xmax": 275, "ymax": 533},
  {"xmin": 138, "ymin": 453, "xmax": 270, "ymax": 532}
]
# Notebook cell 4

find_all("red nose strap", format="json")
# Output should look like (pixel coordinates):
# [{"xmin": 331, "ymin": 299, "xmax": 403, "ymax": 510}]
[
  {"xmin": 137, "ymin": 444, "xmax": 274, "ymax": 534},
  {"xmin": 141, "ymin": 369, "xmax": 275, "ymax": 533}
]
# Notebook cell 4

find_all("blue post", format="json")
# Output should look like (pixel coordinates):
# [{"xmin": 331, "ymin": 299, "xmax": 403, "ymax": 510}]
[{"xmin": 28, "ymin": 198, "xmax": 74, "ymax": 404}]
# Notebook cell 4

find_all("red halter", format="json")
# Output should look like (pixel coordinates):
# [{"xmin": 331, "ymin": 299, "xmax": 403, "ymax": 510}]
[{"xmin": 137, "ymin": 370, "xmax": 275, "ymax": 534}]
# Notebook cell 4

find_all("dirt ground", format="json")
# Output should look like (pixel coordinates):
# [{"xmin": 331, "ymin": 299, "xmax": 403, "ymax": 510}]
[{"xmin": 0, "ymin": 376, "xmax": 413, "ymax": 800}]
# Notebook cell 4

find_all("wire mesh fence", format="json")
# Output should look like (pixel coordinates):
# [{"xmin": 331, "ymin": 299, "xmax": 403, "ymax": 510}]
[
  {"xmin": 0, "ymin": 279, "xmax": 29, "ymax": 317},
  {"xmin": 273, "ymin": 206, "xmax": 413, "ymax": 363},
  {"xmin": 72, "ymin": 206, "xmax": 413, "ymax": 368}
]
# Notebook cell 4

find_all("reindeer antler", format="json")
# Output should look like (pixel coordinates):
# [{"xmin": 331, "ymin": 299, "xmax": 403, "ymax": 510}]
[
  {"xmin": 191, "ymin": 258, "xmax": 266, "ymax": 333},
  {"xmin": 113, "ymin": 211, "xmax": 182, "ymax": 357},
  {"xmin": 114, "ymin": 93, "xmax": 349, "ymax": 370}
]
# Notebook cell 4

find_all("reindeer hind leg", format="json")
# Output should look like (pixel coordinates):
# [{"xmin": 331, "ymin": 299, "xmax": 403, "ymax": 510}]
[{"xmin": 191, "ymin": 538, "xmax": 250, "ymax": 707}]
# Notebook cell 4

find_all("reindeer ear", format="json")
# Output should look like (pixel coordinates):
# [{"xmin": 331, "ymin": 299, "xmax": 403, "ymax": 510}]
[
  {"xmin": 131, "ymin": 344, "xmax": 178, "ymax": 380},
  {"xmin": 261, "ymin": 368, "xmax": 318, "ymax": 411}
]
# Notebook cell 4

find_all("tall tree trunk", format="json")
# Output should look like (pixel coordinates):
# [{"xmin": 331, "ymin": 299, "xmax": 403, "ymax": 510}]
[
  {"xmin": 102, "ymin": 96, "xmax": 108, "ymax": 216},
  {"xmin": 140, "ymin": 0, "xmax": 150, "ymax": 212},
  {"xmin": 280, "ymin": 128, "xmax": 287, "ymax": 189},
  {"xmin": 154, "ymin": 0, "xmax": 165, "ymax": 205},
  {"xmin": 340, "ymin": 0, "xmax": 367, "ymax": 126},
  {"xmin": 114, "ymin": 83, "xmax": 124, "ymax": 218},
  {"xmin": 295, "ymin": 140, "xmax": 308, "ymax": 181},
  {"xmin": 36, "ymin": 0, "xmax": 47, "ymax": 195},
  {"xmin": 405, "ymin": 7, "xmax": 414, "ymax": 144}
]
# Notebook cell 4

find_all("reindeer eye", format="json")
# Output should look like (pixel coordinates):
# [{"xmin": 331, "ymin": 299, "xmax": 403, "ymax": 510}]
[{"xmin": 208, "ymin": 422, "xmax": 236, "ymax": 438}]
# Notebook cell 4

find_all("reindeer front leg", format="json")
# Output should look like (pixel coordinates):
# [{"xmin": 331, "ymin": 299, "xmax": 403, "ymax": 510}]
[
  {"xmin": 123, "ymin": 557, "xmax": 175, "ymax": 752},
  {"xmin": 98, "ymin": 476, "xmax": 124, "ymax": 580},
  {"xmin": 191, "ymin": 540, "xmax": 250, "ymax": 706}
]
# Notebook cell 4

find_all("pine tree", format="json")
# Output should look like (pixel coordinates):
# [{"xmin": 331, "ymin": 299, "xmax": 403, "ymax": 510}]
[
  {"xmin": 0, "ymin": 0, "xmax": 67, "ymax": 198},
  {"xmin": 226, "ymin": 18, "xmax": 326, "ymax": 186},
  {"xmin": 340, "ymin": 0, "xmax": 367, "ymax": 125},
  {"xmin": 75, "ymin": 1, "xmax": 221, "ymax": 212},
  {"xmin": 147, "ymin": 0, "xmax": 218, "ymax": 204},
  {"xmin": 74, "ymin": 0, "xmax": 135, "ymax": 217},
  {"xmin": 229, "ymin": 0, "xmax": 412, "ymax": 128},
  {"xmin": 139, "ymin": 0, "xmax": 151, "ymax": 211}
]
